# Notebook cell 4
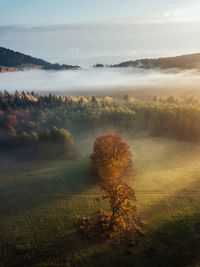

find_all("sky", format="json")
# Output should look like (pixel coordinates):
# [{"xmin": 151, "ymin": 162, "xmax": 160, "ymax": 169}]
[{"xmin": 0, "ymin": 0, "xmax": 200, "ymax": 65}]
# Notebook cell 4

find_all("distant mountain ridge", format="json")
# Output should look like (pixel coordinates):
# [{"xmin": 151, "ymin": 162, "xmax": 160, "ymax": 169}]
[
  {"xmin": 111, "ymin": 53, "xmax": 200, "ymax": 70},
  {"xmin": 0, "ymin": 47, "xmax": 80, "ymax": 70},
  {"xmin": 2, "ymin": 47, "xmax": 200, "ymax": 72}
]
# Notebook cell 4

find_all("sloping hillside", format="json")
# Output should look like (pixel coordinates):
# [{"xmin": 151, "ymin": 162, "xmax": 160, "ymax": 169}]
[
  {"xmin": 112, "ymin": 53, "xmax": 200, "ymax": 70},
  {"xmin": 0, "ymin": 47, "xmax": 79, "ymax": 70}
]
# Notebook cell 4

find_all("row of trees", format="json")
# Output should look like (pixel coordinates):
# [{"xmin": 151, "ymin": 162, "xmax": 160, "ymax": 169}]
[
  {"xmin": 1, "ymin": 91, "xmax": 200, "ymax": 148},
  {"xmin": 0, "ymin": 90, "xmax": 198, "ymax": 111},
  {"xmin": 80, "ymin": 134, "xmax": 143, "ymax": 243},
  {"xmin": 1, "ymin": 127, "xmax": 77, "ymax": 160}
]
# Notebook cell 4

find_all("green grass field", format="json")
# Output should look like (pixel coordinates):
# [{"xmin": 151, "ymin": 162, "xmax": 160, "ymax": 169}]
[{"xmin": 1, "ymin": 137, "xmax": 200, "ymax": 267}]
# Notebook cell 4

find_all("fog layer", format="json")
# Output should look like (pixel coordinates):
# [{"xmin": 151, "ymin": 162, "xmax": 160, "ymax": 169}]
[{"xmin": 1, "ymin": 68, "xmax": 200, "ymax": 96}]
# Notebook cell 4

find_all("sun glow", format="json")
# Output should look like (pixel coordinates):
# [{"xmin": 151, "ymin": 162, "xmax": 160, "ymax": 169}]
[{"xmin": 172, "ymin": 1, "xmax": 200, "ymax": 22}]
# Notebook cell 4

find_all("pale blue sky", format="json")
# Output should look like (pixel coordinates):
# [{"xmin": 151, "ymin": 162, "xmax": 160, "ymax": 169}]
[
  {"xmin": 0, "ymin": 0, "xmax": 200, "ymax": 65},
  {"xmin": 0, "ymin": 0, "xmax": 197, "ymax": 25}
]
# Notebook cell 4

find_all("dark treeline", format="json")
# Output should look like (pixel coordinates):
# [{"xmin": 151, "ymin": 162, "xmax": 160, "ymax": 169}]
[
  {"xmin": 0, "ymin": 91, "xmax": 79, "ymax": 160},
  {"xmin": 1, "ymin": 126, "xmax": 77, "ymax": 160},
  {"xmin": 0, "ymin": 47, "xmax": 80, "ymax": 70},
  {"xmin": 112, "ymin": 53, "xmax": 200, "ymax": 70},
  {"xmin": 1, "ymin": 90, "xmax": 200, "ymax": 159}
]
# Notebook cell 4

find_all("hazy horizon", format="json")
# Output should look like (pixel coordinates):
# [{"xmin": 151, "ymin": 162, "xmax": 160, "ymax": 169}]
[
  {"xmin": 1, "ymin": 0, "xmax": 200, "ymax": 95},
  {"xmin": 1, "ymin": 68, "xmax": 200, "ymax": 98},
  {"xmin": 1, "ymin": 0, "xmax": 200, "ymax": 65}
]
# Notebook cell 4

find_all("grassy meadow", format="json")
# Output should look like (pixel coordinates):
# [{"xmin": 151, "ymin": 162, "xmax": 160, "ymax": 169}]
[{"xmin": 1, "ymin": 136, "xmax": 200, "ymax": 267}]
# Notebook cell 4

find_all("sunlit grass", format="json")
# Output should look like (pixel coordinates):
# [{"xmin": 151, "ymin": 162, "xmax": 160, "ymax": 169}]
[{"xmin": 1, "ymin": 137, "xmax": 200, "ymax": 266}]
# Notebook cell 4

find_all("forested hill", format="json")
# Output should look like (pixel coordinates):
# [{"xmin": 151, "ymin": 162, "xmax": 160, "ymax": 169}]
[
  {"xmin": 0, "ymin": 47, "xmax": 80, "ymax": 70},
  {"xmin": 111, "ymin": 53, "xmax": 200, "ymax": 70}
]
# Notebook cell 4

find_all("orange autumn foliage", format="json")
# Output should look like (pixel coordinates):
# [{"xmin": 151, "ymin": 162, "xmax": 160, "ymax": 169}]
[
  {"xmin": 101, "ymin": 177, "xmax": 136, "ymax": 218},
  {"xmin": 91, "ymin": 133, "xmax": 132, "ymax": 179},
  {"xmin": 80, "ymin": 133, "xmax": 144, "ymax": 243},
  {"xmin": 80, "ymin": 177, "xmax": 143, "ymax": 243}
]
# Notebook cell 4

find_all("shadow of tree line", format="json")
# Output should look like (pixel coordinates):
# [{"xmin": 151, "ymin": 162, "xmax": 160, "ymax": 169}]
[{"xmin": 1, "ymin": 164, "xmax": 200, "ymax": 266}]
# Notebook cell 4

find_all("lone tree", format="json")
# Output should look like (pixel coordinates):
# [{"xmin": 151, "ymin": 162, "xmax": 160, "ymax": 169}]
[
  {"xmin": 90, "ymin": 133, "xmax": 132, "ymax": 180},
  {"xmin": 81, "ymin": 177, "xmax": 143, "ymax": 243},
  {"xmin": 80, "ymin": 133, "xmax": 143, "ymax": 243}
]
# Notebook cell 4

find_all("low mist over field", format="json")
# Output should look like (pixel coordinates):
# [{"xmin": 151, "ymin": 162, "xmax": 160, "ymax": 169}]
[{"xmin": 1, "ymin": 68, "xmax": 200, "ymax": 97}]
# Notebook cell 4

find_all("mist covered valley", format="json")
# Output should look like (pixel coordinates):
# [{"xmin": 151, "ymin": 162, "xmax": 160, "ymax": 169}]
[{"xmin": 1, "ymin": 67, "xmax": 200, "ymax": 98}]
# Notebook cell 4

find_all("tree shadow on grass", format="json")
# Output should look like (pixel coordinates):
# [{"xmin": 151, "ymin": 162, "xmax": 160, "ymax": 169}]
[
  {"xmin": 2, "ymin": 192, "xmax": 200, "ymax": 267},
  {"xmin": 147, "ymin": 212, "xmax": 200, "ymax": 267},
  {"xmin": 2, "ymin": 155, "xmax": 200, "ymax": 266},
  {"xmin": 131, "ymin": 179, "xmax": 200, "ymax": 267},
  {"xmin": 68, "ymin": 215, "xmax": 200, "ymax": 267},
  {"xmin": 0, "ymin": 158, "xmax": 98, "ymax": 218},
  {"xmin": 76, "ymin": 216, "xmax": 200, "ymax": 267},
  {"xmin": 0, "ymin": 157, "xmax": 103, "ymax": 267},
  {"xmin": 55, "ymin": 179, "xmax": 200, "ymax": 267},
  {"xmin": 1, "ymin": 230, "xmax": 96, "ymax": 267}
]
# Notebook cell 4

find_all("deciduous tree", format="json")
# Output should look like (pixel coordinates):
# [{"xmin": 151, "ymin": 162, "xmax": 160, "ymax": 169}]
[
  {"xmin": 91, "ymin": 133, "xmax": 132, "ymax": 179},
  {"xmin": 80, "ymin": 177, "xmax": 143, "ymax": 243}
]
